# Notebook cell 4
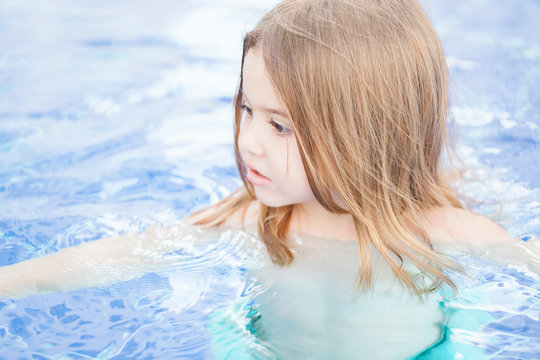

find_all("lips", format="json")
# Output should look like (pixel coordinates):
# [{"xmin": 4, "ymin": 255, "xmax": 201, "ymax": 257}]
[{"xmin": 245, "ymin": 165, "xmax": 271, "ymax": 186}]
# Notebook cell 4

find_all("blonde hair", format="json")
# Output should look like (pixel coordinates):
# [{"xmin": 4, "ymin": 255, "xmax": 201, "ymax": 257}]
[{"xmin": 192, "ymin": 0, "xmax": 463, "ymax": 294}]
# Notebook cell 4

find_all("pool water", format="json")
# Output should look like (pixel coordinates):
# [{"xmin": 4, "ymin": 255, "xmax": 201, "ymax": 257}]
[{"xmin": 0, "ymin": 0, "xmax": 539, "ymax": 359}]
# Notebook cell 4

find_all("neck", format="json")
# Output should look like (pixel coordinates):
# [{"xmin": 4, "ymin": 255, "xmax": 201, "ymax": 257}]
[{"xmin": 290, "ymin": 200, "xmax": 357, "ymax": 242}]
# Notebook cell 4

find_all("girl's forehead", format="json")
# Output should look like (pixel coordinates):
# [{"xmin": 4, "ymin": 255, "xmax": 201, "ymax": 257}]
[
  {"xmin": 242, "ymin": 48, "xmax": 267, "ymax": 85},
  {"xmin": 242, "ymin": 49, "xmax": 288, "ymax": 117}
]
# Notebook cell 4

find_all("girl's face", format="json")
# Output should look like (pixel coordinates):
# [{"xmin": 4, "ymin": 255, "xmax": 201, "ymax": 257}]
[{"xmin": 238, "ymin": 48, "xmax": 315, "ymax": 208}]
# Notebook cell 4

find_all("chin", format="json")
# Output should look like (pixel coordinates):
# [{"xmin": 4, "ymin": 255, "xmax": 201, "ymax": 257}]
[
  {"xmin": 254, "ymin": 190, "xmax": 313, "ymax": 209},
  {"xmin": 256, "ymin": 197, "xmax": 291, "ymax": 208},
  {"xmin": 253, "ymin": 191, "xmax": 291, "ymax": 208}
]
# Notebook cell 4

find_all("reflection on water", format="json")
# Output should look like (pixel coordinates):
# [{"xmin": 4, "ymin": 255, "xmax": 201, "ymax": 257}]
[{"xmin": 0, "ymin": 0, "xmax": 539, "ymax": 359}]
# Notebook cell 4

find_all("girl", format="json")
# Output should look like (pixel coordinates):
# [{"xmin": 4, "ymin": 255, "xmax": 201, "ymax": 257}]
[
  {"xmin": 190, "ymin": 0, "xmax": 512, "ymax": 292},
  {"xmin": 0, "ymin": 0, "xmax": 516, "ymax": 358}
]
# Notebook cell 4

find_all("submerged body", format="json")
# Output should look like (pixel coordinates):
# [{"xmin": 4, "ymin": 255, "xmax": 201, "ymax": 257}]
[
  {"xmin": 248, "ymin": 236, "xmax": 443, "ymax": 359},
  {"xmin": 201, "ymin": 202, "xmax": 514, "ymax": 359}
]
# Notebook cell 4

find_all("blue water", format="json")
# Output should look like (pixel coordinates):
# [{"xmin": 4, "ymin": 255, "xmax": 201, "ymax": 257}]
[{"xmin": 0, "ymin": 0, "xmax": 539, "ymax": 359}]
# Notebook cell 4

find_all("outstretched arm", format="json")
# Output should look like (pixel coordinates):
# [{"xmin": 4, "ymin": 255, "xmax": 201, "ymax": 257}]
[
  {"xmin": 0, "ymin": 233, "xmax": 135, "ymax": 299},
  {"xmin": 0, "ymin": 222, "xmax": 202, "ymax": 299}
]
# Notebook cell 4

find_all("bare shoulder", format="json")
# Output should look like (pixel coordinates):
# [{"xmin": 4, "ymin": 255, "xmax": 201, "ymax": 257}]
[
  {"xmin": 423, "ymin": 207, "xmax": 514, "ymax": 247},
  {"xmin": 222, "ymin": 200, "xmax": 259, "ymax": 230},
  {"xmin": 185, "ymin": 200, "xmax": 259, "ymax": 231}
]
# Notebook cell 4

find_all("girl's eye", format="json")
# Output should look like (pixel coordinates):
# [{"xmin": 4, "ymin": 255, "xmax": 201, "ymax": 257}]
[
  {"xmin": 239, "ymin": 104, "xmax": 253, "ymax": 117},
  {"xmin": 269, "ymin": 119, "xmax": 292, "ymax": 135}
]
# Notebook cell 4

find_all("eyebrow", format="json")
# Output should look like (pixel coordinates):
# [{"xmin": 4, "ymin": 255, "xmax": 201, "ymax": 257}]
[{"xmin": 241, "ymin": 89, "xmax": 289, "ymax": 119}]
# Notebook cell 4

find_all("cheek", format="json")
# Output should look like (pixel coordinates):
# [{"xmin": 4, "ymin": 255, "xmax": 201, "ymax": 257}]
[
  {"xmin": 288, "ymin": 139, "xmax": 312, "ymax": 190},
  {"xmin": 294, "ymin": 163, "xmax": 312, "ymax": 193},
  {"xmin": 237, "ymin": 119, "xmax": 254, "ymax": 155}
]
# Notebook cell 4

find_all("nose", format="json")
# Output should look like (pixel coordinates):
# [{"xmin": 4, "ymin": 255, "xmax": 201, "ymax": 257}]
[{"xmin": 238, "ymin": 116, "xmax": 265, "ymax": 158}]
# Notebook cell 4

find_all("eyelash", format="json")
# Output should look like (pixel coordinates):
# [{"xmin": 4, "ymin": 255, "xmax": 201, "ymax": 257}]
[
  {"xmin": 239, "ymin": 104, "xmax": 253, "ymax": 117},
  {"xmin": 268, "ymin": 119, "xmax": 292, "ymax": 135},
  {"xmin": 238, "ymin": 104, "xmax": 292, "ymax": 136}
]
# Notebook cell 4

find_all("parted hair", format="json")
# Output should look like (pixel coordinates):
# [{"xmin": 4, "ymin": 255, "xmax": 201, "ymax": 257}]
[{"xmin": 191, "ymin": 0, "xmax": 463, "ymax": 294}]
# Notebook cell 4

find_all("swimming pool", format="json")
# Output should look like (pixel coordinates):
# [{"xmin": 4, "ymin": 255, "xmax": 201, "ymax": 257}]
[{"xmin": 0, "ymin": 0, "xmax": 538, "ymax": 359}]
